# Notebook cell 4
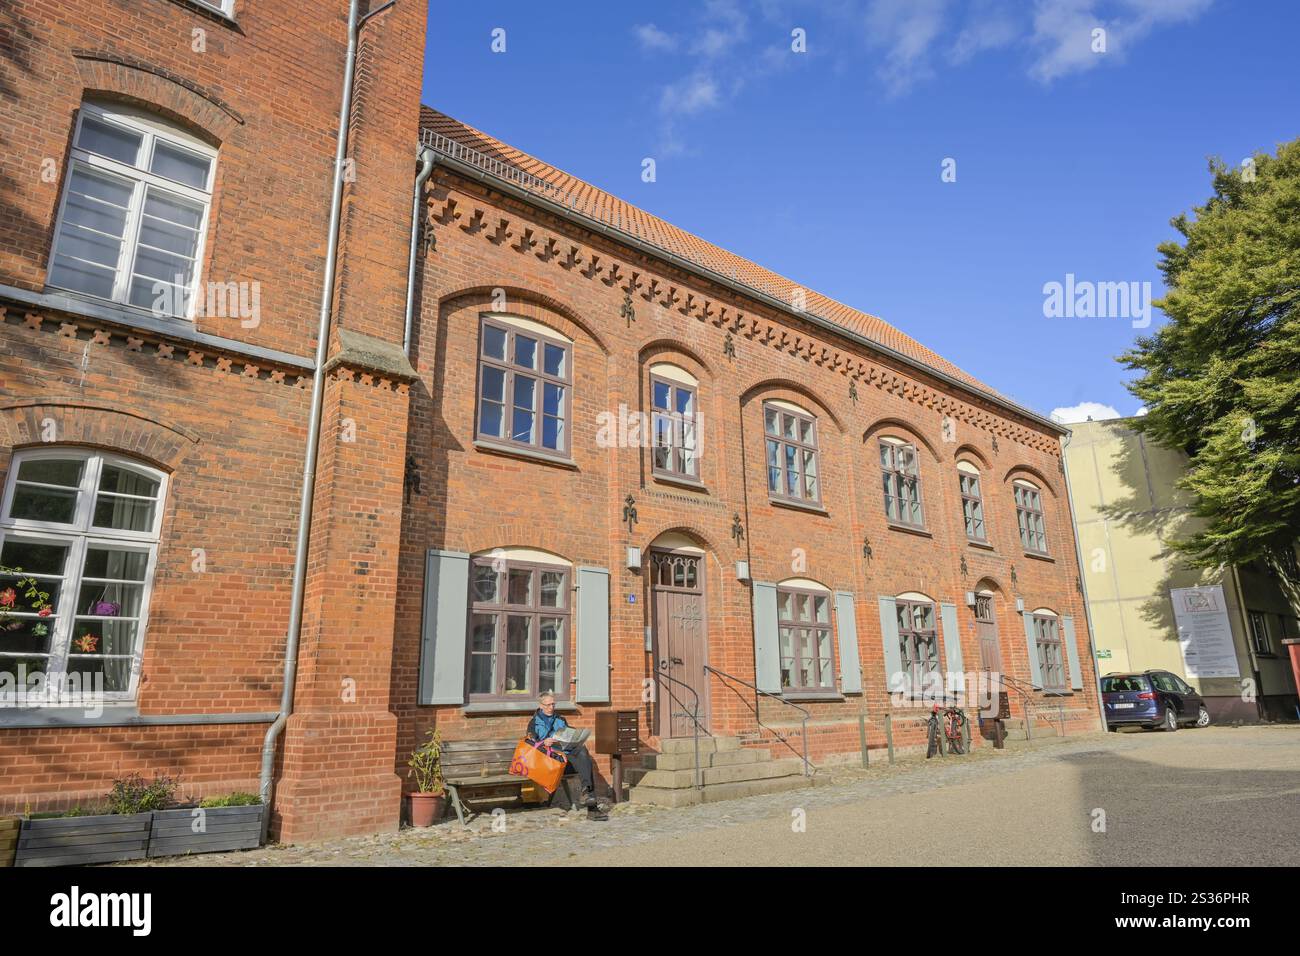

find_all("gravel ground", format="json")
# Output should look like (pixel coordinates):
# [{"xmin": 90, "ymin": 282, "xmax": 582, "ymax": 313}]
[{"xmin": 121, "ymin": 725, "xmax": 1300, "ymax": 867}]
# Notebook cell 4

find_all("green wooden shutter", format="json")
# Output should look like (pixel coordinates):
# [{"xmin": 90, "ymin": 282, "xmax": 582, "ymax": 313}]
[
  {"xmin": 752, "ymin": 582, "xmax": 781, "ymax": 694},
  {"xmin": 834, "ymin": 591, "xmax": 862, "ymax": 694},
  {"xmin": 1022, "ymin": 612, "xmax": 1044, "ymax": 690},
  {"xmin": 940, "ymin": 602, "xmax": 963, "ymax": 695},
  {"xmin": 419, "ymin": 549, "xmax": 470, "ymax": 705},
  {"xmin": 575, "ymin": 566, "xmax": 610, "ymax": 703},
  {"xmin": 1063, "ymin": 614, "xmax": 1083, "ymax": 690},
  {"xmin": 878, "ymin": 597, "xmax": 904, "ymax": 694}
]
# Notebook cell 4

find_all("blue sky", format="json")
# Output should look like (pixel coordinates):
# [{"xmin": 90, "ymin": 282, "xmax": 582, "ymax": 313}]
[{"xmin": 421, "ymin": 0, "xmax": 1298, "ymax": 423}]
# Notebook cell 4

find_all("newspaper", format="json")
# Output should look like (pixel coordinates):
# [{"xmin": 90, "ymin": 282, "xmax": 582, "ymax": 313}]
[{"xmin": 549, "ymin": 727, "xmax": 590, "ymax": 748}]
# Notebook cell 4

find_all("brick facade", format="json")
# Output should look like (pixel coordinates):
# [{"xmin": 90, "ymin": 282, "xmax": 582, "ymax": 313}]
[{"xmin": 1, "ymin": 1, "xmax": 1097, "ymax": 842}]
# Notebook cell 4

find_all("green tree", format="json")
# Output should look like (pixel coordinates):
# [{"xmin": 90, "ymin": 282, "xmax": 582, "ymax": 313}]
[{"xmin": 1121, "ymin": 139, "xmax": 1300, "ymax": 603}]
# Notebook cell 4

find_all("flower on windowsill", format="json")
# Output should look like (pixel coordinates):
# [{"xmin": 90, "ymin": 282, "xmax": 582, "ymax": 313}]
[{"xmin": 74, "ymin": 633, "xmax": 99, "ymax": 654}]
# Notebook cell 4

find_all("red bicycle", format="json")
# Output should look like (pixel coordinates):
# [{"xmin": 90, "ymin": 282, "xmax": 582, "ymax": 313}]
[{"xmin": 926, "ymin": 699, "xmax": 971, "ymax": 757}]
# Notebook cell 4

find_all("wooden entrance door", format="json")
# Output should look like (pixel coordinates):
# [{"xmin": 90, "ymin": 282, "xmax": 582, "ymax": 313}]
[
  {"xmin": 650, "ymin": 550, "xmax": 709, "ymax": 738},
  {"xmin": 975, "ymin": 593, "xmax": 1002, "ymax": 712}
]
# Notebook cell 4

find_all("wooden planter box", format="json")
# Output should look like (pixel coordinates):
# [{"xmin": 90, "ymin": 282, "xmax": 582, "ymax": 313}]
[
  {"xmin": 14, "ymin": 812, "xmax": 152, "ymax": 867},
  {"xmin": 0, "ymin": 816, "xmax": 18, "ymax": 867},
  {"xmin": 147, "ymin": 804, "xmax": 264, "ymax": 858}
]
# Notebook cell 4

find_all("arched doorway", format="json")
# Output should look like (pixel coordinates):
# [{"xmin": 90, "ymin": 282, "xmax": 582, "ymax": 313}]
[
  {"xmin": 972, "ymin": 579, "xmax": 1005, "ymax": 722},
  {"xmin": 648, "ymin": 532, "xmax": 710, "ymax": 738}
]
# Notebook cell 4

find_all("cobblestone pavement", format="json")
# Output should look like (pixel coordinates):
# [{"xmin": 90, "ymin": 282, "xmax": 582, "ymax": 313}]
[{"xmin": 123, "ymin": 725, "xmax": 1300, "ymax": 867}]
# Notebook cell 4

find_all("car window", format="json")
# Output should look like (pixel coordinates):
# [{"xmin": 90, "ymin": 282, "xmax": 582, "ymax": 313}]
[
  {"xmin": 1101, "ymin": 676, "xmax": 1148, "ymax": 692},
  {"xmin": 1150, "ymin": 673, "xmax": 1176, "ymax": 692},
  {"xmin": 1174, "ymin": 677, "xmax": 1195, "ymax": 695}
]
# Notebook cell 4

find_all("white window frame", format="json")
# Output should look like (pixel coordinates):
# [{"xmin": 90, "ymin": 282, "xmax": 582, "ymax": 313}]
[
  {"xmin": 47, "ymin": 101, "xmax": 216, "ymax": 321},
  {"xmin": 1, "ymin": 449, "xmax": 167, "ymax": 705},
  {"xmin": 192, "ymin": 0, "xmax": 237, "ymax": 17}
]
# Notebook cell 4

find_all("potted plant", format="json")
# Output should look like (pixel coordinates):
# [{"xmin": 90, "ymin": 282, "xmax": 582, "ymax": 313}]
[
  {"xmin": 406, "ymin": 728, "xmax": 445, "ymax": 827},
  {"xmin": 14, "ymin": 772, "xmax": 175, "ymax": 867},
  {"xmin": 148, "ymin": 791, "xmax": 264, "ymax": 858}
]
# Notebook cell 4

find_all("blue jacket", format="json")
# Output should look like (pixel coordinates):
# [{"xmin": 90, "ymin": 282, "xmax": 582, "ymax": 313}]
[{"xmin": 526, "ymin": 709, "xmax": 568, "ymax": 744}]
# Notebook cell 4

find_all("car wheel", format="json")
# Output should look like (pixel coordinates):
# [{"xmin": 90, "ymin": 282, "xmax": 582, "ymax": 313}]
[
  {"xmin": 1196, "ymin": 706, "xmax": 1210, "ymax": 728},
  {"xmin": 1163, "ymin": 707, "xmax": 1178, "ymax": 732},
  {"xmin": 1107, "ymin": 724, "xmax": 1118, "ymax": 732}
]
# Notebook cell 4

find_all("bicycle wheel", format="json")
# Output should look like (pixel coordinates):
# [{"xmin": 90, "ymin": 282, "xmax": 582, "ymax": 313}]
[
  {"xmin": 926, "ymin": 717, "xmax": 942, "ymax": 758},
  {"xmin": 960, "ymin": 713, "xmax": 972, "ymax": 754}
]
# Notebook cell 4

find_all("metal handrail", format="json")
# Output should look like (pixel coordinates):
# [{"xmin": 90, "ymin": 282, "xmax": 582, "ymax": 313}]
[
  {"xmin": 703, "ymin": 664, "xmax": 813, "ymax": 777},
  {"xmin": 988, "ymin": 672, "xmax": 1036, "ymax": 741},
  {"xmin": 653, "ymin": 666, "xmax": 705, "ymax": 791}
]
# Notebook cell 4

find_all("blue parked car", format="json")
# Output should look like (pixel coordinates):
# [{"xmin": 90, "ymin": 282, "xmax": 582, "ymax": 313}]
[{"xmin": 1101, "ymin": 671, "xmax": 1211, "ymax": 731}]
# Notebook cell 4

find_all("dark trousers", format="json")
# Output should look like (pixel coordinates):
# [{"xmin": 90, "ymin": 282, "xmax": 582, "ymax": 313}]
[{"xmin": 562, "ymin": 743, "xmax": 596, "ymax": 794}]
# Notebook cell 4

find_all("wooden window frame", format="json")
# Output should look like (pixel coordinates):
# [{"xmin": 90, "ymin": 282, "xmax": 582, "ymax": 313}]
[
  {"xmin": 46, "ymin": 101, "xmax": 216, "ymax": 321},
  {"xmin": 1014, "ymin": 482, "xmax": 1049, "ymax": 556},
  {"xmin": 880, "ymin": 439, "xmax": 925, "ymax": 529},
  {"xmin": 776, "ymin": 585, "xmax": 835, "ymax": 693},
  {"xmin": 1032, "ymin": 613, "xmax": 1066, "ymax": 692},
  {"xmin": 764, "ymin": 403, "xmax": 821, "ymax": 506},
  {"xmin": 466, "ymin": 558, "xmax": 571, "ymax": 702},
  {"xmin": 0, "ymin": 449, "xmax": 167, "ymax": 705},
  {"xmin": 649, "ymin": 374, "xmax": 700, "ymax": 482},
  {"xmin": 475, "ymin": 316, "xmax": 573, "ymax": 458},
  {"xmin": 896, "ymin": 598, "xmax": 940, "ymax": 697},
  {"xmin": 958, "ymin": 469, "xmax": 987, "ymax": 542}
]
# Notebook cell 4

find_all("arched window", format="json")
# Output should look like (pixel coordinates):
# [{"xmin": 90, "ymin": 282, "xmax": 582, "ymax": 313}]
[
  {"xmin": 880, "ymin": 436, "xmax": 924, "ymax": 529},
  {"xmin": 1, "ymin": 449, "xmax": 167, "ymax": 702},
  {"xmin": 649, "ymin": 363, "xmax": 700, "ymax": 481},
  {"xmin": 48, "ymin": 101, "xmax": 216, "ymax": 319},
  {"xmin": 896, "ymin": 591, "xmax": 940, "ymax": 694},
  {"xmin": 1014, "ymin": 479, "xmax": 1048, "ymax": 555},
  {"xmin": 764, "ymin": 400, "xmax": 820, "ymax": 505},
  {"xmin": 467, "ymin": 549, "xmax": 571, "ymax": 700},
  {"xmin": 776, "ymin": 579, "xmax": 833, "ymax": 692},
  {"xmin": 476, "ymin": 315, "xmax": 572, "ymax": 456},
  {"xmin": 957, "ymin": 460, "xmax": 986, "ymax": 542},
  {"xmin": 1030, "ymin": 608, "xmax": 1065, "ymax": 692}
]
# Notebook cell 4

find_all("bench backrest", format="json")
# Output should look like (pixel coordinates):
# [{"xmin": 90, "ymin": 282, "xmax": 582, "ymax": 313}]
[{"xmin": 441, "ymin": 739, "xmax": 518, "ymax": 780}]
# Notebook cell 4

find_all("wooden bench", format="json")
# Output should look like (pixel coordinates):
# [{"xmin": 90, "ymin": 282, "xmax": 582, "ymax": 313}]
[{"xmin": 441, "ymin": 739, "xmax": 581, "ymax": 825}]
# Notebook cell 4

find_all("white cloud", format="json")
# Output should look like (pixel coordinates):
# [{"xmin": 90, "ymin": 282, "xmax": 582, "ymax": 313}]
[
  {"xmin": 948, "ymin": 0, "xmax": 1021, "ymax": 64},
  {"xmin": 1029, "ymin": 0, "xmax": 1214, "ymax": 83},
  {"xmin": 634, "ymin": 23, "xmax": 678, "ymax": 52},
  {"xmin": 659, "ymin": 73, "xmax": 721, "ymax": 115},
  {"xmin": 864, "ymin": 0, "xmax": 950, "ymax": 95},
  {"xmin": 1050, "ymin": 401, "xmax": 1124, "ymax": 424}
]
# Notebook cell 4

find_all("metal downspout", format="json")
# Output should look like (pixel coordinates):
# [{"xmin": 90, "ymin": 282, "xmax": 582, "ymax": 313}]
[
  {"xmin": 1060, "ymin": 428, "xmax": 1108, "ymax": 732},
  {"xmin": 404, "ymin": 146, "xmax": 436, "ymax": 356},
  {"xmin": 259, "ymin": 0, "xmax": 395, "ymax": 841}
]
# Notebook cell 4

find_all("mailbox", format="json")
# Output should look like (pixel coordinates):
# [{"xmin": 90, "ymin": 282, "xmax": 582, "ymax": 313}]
[
  {"xmin": 997, "ymin": 691, "xmax": 1011, "ymax": 720},
  {"xmin": 594, "ymin": 710, "xmax": 639, "ymax": 756}
]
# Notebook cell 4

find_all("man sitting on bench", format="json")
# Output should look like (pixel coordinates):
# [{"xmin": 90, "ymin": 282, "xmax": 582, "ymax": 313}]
[{"xmin": 526, "ymin": 693, "xmax": 608, "ymax": 821}]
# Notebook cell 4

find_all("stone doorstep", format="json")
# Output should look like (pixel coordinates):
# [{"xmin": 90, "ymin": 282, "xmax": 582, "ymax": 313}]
[
  {"xmin": 628, "ymin": 772, "xmax": 817, "ymax": 808},
  {"xmin": 657, "ymin": 735, "xmax": 741, "ymax": 756},
  {"xmin": 640, "ymin": 748, "xmax": 768, "ymax": 772},
  {"xmin": 634, "ymin": 757, "xmax": 806, "ymax": 790}
]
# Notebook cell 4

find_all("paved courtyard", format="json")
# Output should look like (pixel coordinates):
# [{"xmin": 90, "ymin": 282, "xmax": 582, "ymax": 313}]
[{"xmin": 125, "ymin": 725, "xmax": 1300, "ymax": 867}]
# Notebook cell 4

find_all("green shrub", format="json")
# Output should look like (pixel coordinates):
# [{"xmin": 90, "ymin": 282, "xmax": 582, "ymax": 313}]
[
  {"xmin": 105, "ymin": 772, "xmax": 179, "ymax": 814},
  {"xmin": 198, "ymin": 792, "xmax": 262, "ymax": 808}
]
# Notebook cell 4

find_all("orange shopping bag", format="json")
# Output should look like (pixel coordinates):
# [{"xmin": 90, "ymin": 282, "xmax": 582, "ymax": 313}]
[{"xmin": 509, "ymin": 739, "xmax": 567, "ymax": 794}]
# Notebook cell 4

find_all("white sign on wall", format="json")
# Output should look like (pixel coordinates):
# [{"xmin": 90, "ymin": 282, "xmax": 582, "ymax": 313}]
[{"xmin": 1170, "ymin": 585, "xmax": 1240, "ymax": 678}]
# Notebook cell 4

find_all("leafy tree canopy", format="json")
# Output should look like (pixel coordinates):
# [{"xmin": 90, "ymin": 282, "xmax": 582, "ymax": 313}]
[{"xmin": 1121, "ymin": 140, "xmax": 1300, "ymax": 578}]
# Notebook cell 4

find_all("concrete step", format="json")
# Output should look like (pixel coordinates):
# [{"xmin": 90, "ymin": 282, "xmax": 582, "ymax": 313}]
[
  {"xmin": 658, "ymin": 735, "xmax": 740, "ymax": 756},
  {"xmin": 641, "ymin": 748, "xmax": 767, "ymax": 772},
  {"xmin": 634, "ymin": 757, "xmax": 805, "ymax": 791},
  {"xmin": 629, "ymin": 772, "xmax": 815, "ymax": 808}
]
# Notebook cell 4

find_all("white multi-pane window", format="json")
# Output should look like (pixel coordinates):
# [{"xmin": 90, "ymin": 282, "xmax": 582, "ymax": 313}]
[
  {"xmin": 47, "ymin": 101, "xmax": 216, "ymax": 320},
  {"xmin": 957, "ymin": 461, "xmax": 986, "ymax": 541},
  {"xmin": 194, "ymin": 0, "xmax": 237, "ymax": 16},
  {"xmin": 1014, "ymin": 480, "xmax": 1048, "ymax": 555},
  {"xmin": 0, "ymin": 450, "xmax": 166, "ymax": 703},
  {"xmin": 880, "ymin": 438, "xmax": 924, "ymax": 528}
]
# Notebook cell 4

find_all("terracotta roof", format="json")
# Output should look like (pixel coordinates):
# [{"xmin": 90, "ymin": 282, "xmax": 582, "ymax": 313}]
[{"xmin": 420, "ymin": 106, "xmax": 1012, "ymax": 406}]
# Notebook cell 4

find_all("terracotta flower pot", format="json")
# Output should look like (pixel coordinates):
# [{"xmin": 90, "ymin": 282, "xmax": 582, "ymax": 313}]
[{"xmin": 408, "ymin": 792, "xmax": 445, "ymax": 827}]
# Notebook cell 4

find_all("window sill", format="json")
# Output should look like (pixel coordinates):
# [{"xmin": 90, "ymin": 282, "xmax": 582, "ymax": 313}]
[
  {"xmin": 1023, "ymin": 551, "xmax": 1055, "ymax": 563},
  {"xmin": 780, "ymin": 691, "xmax": 845, "ymax": 702},
  {"xmin": 473, "ymin": 439, "xmax": 578, "ymax": 470},
  {"xmin": 967, "ymin": 539, "xmax": 995, "ymax": 551},
  {"xmin": 167, "ymin": 0, "xmax": 242, "ymax": 29},
  {"xmin": 462, "ymin": 700, "xmax": 579, "ymax": 716},
  {"xmin": 886, "ymin": 522, "xmax": 932, "ymax": 539},
  {"xmin": 0, "ymin": 706, "xmax": 279, "ymax": 729},
  {"xmin": 652, "ymin": 472, "xmax": 708, "ymax": 493},
  {"xmin": 769, "ymin": 497, "xmax": 828, "ymax": 516}
]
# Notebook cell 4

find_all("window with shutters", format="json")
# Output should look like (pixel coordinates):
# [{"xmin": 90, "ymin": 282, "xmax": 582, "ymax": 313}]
[
  {"xmin": 764, "ymin": 402, "xmax": 820, "ymax": 505},
  {"xmin": 880, "ymin": 438, "xmax": 924, "ymax": 528},
  {"xmin": 476, "ymin": 316, "xmax": 572, "ymax": 456},
  {"xmin": 896, "ymin": 597, "xmax": 940, "ymax": 696},
  {"xmin": 776, "ymin": 585, "xmax": 834, "ymax": 692},
  {"xmin": 467, "ymin": 557, "xmax": 570, "ymax": 700},
  {"xmin": 1032, "ymin": 612, "xmax": 1066, "ymax": 691},
  {"xmin": 47, "ymin": 101, "xmax": 216, "ymax": 320},
  {"xmin": 1, "ymin": 449, "xmax": 167, "ymax": 703},
  {"xmin": 1014, "ymin": 480, "xmax": 1048, "ymax": 555}
]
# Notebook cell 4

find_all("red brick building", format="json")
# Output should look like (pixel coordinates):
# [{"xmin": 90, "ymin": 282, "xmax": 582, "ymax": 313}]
[{"xmin": 1, "ymin": 2, "xmax": 1099, "ymax": 842}]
